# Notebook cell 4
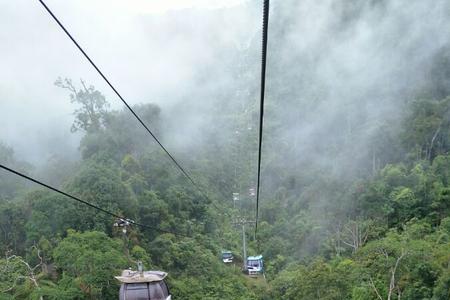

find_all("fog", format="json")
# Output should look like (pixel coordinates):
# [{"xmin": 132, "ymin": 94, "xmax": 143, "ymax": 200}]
[
  {"xmin": 263, "ymin": 0, "xmax": 450, "ymax": 178},
  {"xmin": 2, "ymin": 0, "xmax": 450, "ymax": 201},
  {"xmin": 2, "ymin": 0, "xmax": 450, "ymax": 264},
  {"xmin": 0, "ymin": 0, "xmax": 256, "ymax": 165},
  {"xmin": 250, "ymin": 0, "xmax": 450, "ymax": 254}
]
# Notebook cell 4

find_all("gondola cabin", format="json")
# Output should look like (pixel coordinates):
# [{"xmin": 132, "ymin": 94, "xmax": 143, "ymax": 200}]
[
  {"xmin": 221, "ymin": 250, "xmax": 234, "ymax": 263},
  {"xmin": 116, "ymin": 269, "xmax": 171, "ymax": 300},
  {"xmin": 246, "ymin": 255, "xmax": 263, "ymax": 276}
]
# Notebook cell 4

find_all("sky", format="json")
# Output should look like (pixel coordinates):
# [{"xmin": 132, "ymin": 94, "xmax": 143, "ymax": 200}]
[
  {"xmin": 87, "ymin": 0, "xmax": 248, "ymax": 14},
  {"xmin": 0, "ymin": 0, "xmax": 255, "ymax": 164},
  {"xmin": 3, "ymin": 0, "xmax": 450, "ymax": 177}
]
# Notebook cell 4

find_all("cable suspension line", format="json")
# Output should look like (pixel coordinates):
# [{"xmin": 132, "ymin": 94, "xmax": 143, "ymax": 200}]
[
  {"xmin": 255, "ymin": 0, "xmax": 270, "ymax": 238},
  {"xmin": 37, "ymin": 0, "xmax": 222, "ymax": 216},
  {"xmin": 0, "ymin": 164, "xmax": 188, "ymax": 237}
]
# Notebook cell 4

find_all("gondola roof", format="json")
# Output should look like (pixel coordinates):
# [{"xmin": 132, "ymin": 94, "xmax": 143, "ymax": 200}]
[{"xmin": 115, "ymin": 270, "xmax": 168, "ymax": 284}]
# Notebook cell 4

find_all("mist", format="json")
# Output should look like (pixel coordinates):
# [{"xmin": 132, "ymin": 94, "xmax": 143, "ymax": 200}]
[
  {"xmin": 3, "ymin": 1, "xmax": 450, "ymax": 297},
  {"xmin": 2, "ymin": 0, "xmax": 450, "ymax": 224},
  {"xmin": 0, "ymin": 0, "xmax": 257, "ymax": 166},
  {"xmin": 263, "ymin": 0, "xmax": 450, "ymax": 178},
  {"xmin": 249, "ymin": 0, "xmax": 450, "ymax": 256}
]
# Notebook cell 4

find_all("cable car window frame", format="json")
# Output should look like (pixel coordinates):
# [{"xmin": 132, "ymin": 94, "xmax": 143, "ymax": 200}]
[
  {"xmin": 159, "ymin": 280, "xmax": 170, "ymax": 297},
  {"xmin": 149, "ymin": 281, "xmax": 165, "ymax": 299}
]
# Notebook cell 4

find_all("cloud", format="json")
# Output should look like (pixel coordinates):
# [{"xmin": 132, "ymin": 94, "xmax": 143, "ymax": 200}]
[{"xmin": 0, "ymin": 0, "xmax": 257, "ymax": 164}]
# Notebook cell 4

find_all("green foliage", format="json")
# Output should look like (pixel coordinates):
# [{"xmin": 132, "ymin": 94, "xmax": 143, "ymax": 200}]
[
  {"xmin": 4, "ymin": 50, "xmax": 450, "ymax": 300},
  {"xmin": 271, "ymin": 258, "xmax": 354, "ymax": 300},
  {"xmin": 0, "ymin": 143, "xmax": 30, "ymax": 200},
  {"xmin": 55, "ymin": 78, "xmax": 109, "ymax": 133},
  {"xmin": 53, "ymin": 230, "xmax": 127, "ymax": 299},
  {"xmin": 0, "ymin": 247, "xmax": 57, "ymax": 300},
  {"xmin": 402, "ymin": 97, "xmax": 450, "ymax": 161},
  {"xmin": 64, "ymin": 159, "xmax": 137, "ymax": 232},
  {"xmin": 0, "ymin": 202, "xmax": 26, "ymax": 255}
]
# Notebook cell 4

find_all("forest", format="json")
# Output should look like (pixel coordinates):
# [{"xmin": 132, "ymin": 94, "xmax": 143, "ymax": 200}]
[{"xmin": 2, "ymin": 0, "xmax": 450, "ymax": 299}]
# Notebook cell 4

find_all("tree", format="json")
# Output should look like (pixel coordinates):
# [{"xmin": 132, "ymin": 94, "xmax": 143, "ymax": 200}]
[
  {"xmin": 64, "ymin": 158, "xmax": 137, "ymax": 232},
  {"xmin": 402, "ymin": 97, "xmax": 450, "ymax": 161},
  {"xmin": 335, "ymin": 219, "xmax": 373, "ymax": 254},
  {"xmin": 270, "ymin": 258, "xmax": 353, "ymax": 300},
  {"xmin": 0, "ymin": 246, "xmax": 53, "ymax": 300},
  {"xmin": 52, "ymin": 230, "xmax": 127, "ymax": 299},
  {"xmin": 0, "ymin": 202, "xmax": 26, "ymax": 255},
  {"xmin": 0, "ymin": 143, "xmax": 31, "ymax": 200},
  {"xmin": 55, "ymin": 77, "xmax": 109, "ymax": 133},
  {"xmin": 356, "ymin": 223, "xmax": 437, "ymax": 300},
  {"xmin": 367, "ymin": 248, "xmax": 406, "ymax": 300}
]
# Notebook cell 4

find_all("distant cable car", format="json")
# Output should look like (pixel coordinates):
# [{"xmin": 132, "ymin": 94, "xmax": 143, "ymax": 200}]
[
  {"xmin": 221, "ymin": 250, "xmax": 234, "ymax": 263},
  {"xmin": 116, "ymin": 265, "xmax": 171, "ymax": 300},
  {"xmin": 114, "ymin": 218, "xmax": 133, "ymax": 234},
  {"xmin": 246, "ymin": 255, "xmax": 263, "ymax": 276},
  {"xmin": 232, "ymin": 193, "xmax": 240, "ymax": 201},
  {"xmin": 249, "ymin": 188, "xmax": 256, "ymax": 197}
]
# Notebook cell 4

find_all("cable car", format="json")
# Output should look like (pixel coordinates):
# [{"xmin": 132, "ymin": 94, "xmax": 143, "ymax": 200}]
[
  {"xmin": 246, "ymin": 255, "xmax": 263, "ymax": 276},
  {"xmin": 221, "ymin": 250, "xmax": 234, "ymax": 263},
  {"xmin": 232, "ymin": 193, "xmax": 240, "ymax": 201},
  {"xmin": 116, "ymin": 268, "xmax": 171, "ymax": 300}
]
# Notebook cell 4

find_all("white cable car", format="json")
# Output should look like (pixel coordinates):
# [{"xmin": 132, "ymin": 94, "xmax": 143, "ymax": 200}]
[
  {"xmin": 232, "ymin": 193, "xmax": 240, "ymax": 201},
  {"xmin": 221, "ymin": 250, "xmax": 234, "ymax": 263},
  {"xmin": 246, "ymin": 255, "xmax": 264, "ymax": 276}
]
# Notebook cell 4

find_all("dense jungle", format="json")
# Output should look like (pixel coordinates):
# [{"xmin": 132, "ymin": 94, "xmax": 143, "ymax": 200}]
[{"xmin": 2, "ymin": 0, "xmax": 450, "ymax": 299}]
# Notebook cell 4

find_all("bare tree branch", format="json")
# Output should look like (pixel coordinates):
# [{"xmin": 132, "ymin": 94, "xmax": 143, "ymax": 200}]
[
  {"xmin": 3, "ymin": 248, "xmax": 44, "ymax": 300},
  {"xmin": 369, "ymin": 276, "xmax": 384, "ymax": 300},
  {"xmin": 388, "ymin": 249, "xmax": 406, "ymax": 300}
]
